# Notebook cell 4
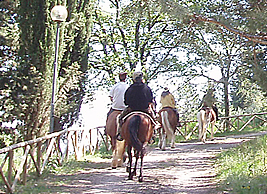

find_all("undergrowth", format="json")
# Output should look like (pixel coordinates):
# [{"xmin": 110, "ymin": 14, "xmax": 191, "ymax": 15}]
[{"xmin": 215, "ymin": 134, "xmax": 267, "ymax": 193}]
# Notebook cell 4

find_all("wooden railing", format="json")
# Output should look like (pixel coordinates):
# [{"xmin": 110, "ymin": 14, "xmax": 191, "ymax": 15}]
[
  {"xmin": 0, "ymin": 112, "xmax": 266, "ymax": 193},
  {"xmin": 0, "ymin": 126, "xmax": 106, "ymax": 194},
  {"xmin": 178, "ymin": 112, "xmax": 267, "ymax": 140}
]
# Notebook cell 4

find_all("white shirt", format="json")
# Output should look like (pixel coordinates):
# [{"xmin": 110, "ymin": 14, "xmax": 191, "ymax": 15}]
[{"xmin": 109, "ymin": 82, "xmax": 129, "ymax": 110}]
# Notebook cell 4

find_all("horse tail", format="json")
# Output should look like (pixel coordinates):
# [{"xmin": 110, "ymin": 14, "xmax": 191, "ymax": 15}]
[
  {"xmin": 161, "ymin": 111, "xmax": 173, "ymax": 141},
  {"xmin": 129, "ymin": 115, "xmax": 143, "ymax": 152},
  {"xmin": 197, "ymin": 111, "xmax": 201, "ymax": 126},
  {"xmin": 197, "ymin": 110, "xmax": 206, "ymax": 136}
]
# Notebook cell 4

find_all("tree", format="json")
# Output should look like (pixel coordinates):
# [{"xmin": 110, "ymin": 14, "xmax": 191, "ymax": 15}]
[
  {"xmin": 187, "ymin": 0, "xmax": 267, "ymax": 96},
  {"xmin": 88, "ymin": 0, "xmax": 188, "ymax": 86},
  {"xmin": 0, "ymin": 0, "xmax": 94, "ymax": 146},
  {"xmin": 155, "ymin": 0, "xmax": 267, "ymax": 118},
  {"xmin": 0, "ymin": 0, "xmax": 21, "ymax": 146}
]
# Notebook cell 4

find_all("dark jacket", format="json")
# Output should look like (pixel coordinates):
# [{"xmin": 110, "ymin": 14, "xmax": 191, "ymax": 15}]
[{"xmin": 124, "ymin": 82, "xmax": 153, "ymax": 110}]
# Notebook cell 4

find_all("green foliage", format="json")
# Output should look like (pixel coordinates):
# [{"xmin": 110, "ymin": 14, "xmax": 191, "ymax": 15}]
[
  {"xmin": 216, "ymin": 134, "xmax": 267, "ymax": 193},
  {"xmin": 0, "ymin": 0, "xmax": 95, "ymax": 145},
  {"xmin": 216, "ymin": 126, "xmax": 267, "ymax": 137},
  {"xmin": 89, "ymin": 0, "xmax": 189, "ymax": 86}
]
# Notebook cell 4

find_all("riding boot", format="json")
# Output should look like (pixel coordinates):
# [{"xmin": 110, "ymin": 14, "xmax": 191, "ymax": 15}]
[
  {"xmin": 146, "ymin": 108, "xmax": 161, "ymax": 130},
  {"xmin": 116, "ymin": 107, "xmax": 131, "ymax": 141},
  {"xmin": 173, "ymin": 108, "xmax": 182, "ymax": 127},
  {"xmin": 212, "ymin": 105, "xmax": 219, "ymax": 120},
  {"xmin": 116, "ymin": 120, "xmax": 123, "ymax": 141}
]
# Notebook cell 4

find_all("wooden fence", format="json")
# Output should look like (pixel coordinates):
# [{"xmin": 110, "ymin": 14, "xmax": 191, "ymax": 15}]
[
  {"xmin": 0, "ymin": 112, "xmax": 266, "ymax": 193},
  {"xmin": 178, "ymin": 112, "xmax": 267, "ymax": 140},
  {"xmin": 0, "ymin": 126, "xmax": 106, "ymax": 194}
]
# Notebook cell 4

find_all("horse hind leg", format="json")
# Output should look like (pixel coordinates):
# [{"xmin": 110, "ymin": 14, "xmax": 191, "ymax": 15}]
[
  {"xmin": 161, "ymin": 112, "xmax": 169, "ymax": 150},
  {"xmin": 111, "ymin": 138, "xmax": 119, "ymax": 169},
  {"xmin": 115, "ymin": 140, "xmax": 126, "ymax": 167},
  {"xmin": 202, "ymin": 127, "xmax": 207, "ymax": 143},
  {"xmin": 198, "ymin": 111, "xmax": 206, "ymax": 142},
  {"xmin": 210, "ymin": 122, "xmax": 215, "ymax": 140},
  {"xmin": 127, "ymin": 146, "xmax": 133, "ymax": 179},
  {"xmin": 138, "ymin": 148, "xmax": 145, "ymax": 182},
  {"xmin": 170, "ymin": 132, "xmax": 175, "ymax": 149},
  {"xmin": 158, "ymin": 129, "xmax": 163, "ymax": 149},
  {"xmin": 133, "ymin": 150, "xmax": 140, "ymax": 177},
  {"xmin": 111, "ymin": 149, "xmax": 118, "ymax": 169},
  {"xmin": 161, "ymin": 133, "xmax": 167, "ymax": 151},
  {"xmin": 198, "ymin": 122, "xmax": 204, "ymax": 141}
]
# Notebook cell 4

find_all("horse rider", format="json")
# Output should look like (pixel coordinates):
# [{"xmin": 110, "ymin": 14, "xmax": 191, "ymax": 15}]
[
  {"xmin": 116, "ymin": 71, "xmax": 157, "ymax": 141},
  {"xmin": 107, "ymin": 72, "xmax": 128, "ymax": 119},
  {"xmin": 200, "ymin": 88, "xmax": 219, "ymax": 120},
  {"xmin": 160, "ymin": 87, "xmax": 182, "ymax": 127}
]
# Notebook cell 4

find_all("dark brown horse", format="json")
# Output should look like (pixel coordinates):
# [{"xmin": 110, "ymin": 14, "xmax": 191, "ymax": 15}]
[
  {"xmin": 158, "ymin": 107, "xmax": 177, "ymax": 150},
  {"xmin": 121, "ymin": 111, "xmax": 154, "ymax": 182},
  {"xmin": 106, "ymin": 110, "xmax": 126, "ymax": 168},
  {"xmin": 197, "ymin": 107, "xmax": 216, "ymax": 143}
]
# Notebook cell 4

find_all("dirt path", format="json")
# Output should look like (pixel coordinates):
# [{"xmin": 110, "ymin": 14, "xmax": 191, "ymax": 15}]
[{"xmin": 42, "ymin": 131, "xmax": 267, "ymax": 194}]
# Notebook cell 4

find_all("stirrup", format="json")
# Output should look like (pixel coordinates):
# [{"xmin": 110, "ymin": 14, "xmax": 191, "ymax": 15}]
[{"xmin": 116, "ymin": 133, "xmax": 123, "ymax": 141}]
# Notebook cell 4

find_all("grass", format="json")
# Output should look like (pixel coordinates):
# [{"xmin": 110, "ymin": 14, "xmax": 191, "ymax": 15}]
[
  {"xmin": 215, "ymin": 132, "xmax": 267, "ymax": 193},
  {"xmin": 215, "ymin": 125, "xmax": 267, "ymax": 137}
]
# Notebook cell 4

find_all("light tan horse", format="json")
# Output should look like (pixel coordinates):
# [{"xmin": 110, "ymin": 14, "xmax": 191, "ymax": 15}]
[
  {"xmin": 121, "ymin": 111, "xmax": 154, "ymax": 182},
  {"xmin": 105, "ymin": 110, "xmax": 126, "ymax": 169},
  {"xmin": 197, "ymin": 107, "xmax": 216, "ymax": 143},
  {"xmin": 158, "ymin": 107, "xmax": 177, "ymax": 150}
]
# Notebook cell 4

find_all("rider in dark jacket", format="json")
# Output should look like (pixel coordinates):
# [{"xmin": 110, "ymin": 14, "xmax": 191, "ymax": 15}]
[
  {"xmin": 117, "ymin": 72, "xmax": 154, "ymax": 140},
  {"xmin": 124, "ymin": 74, "xmax": 153, "ymax": 111}
]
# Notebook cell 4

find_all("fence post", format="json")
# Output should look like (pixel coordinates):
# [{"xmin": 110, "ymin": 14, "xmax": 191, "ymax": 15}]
[
  {"xmin": 37, "ymin": 142, "xmax": 42, "ymax": 176},
  {"xmin": 8, "ymin": 150, "xmax": 13, "ymax": 186},
  {"xmin": 22, "ymin": 146, "xmax": 28, "ymax": 184}
]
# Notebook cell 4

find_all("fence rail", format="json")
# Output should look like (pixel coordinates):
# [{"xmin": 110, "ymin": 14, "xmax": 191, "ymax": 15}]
[
  {"xmin": 179, "ymin": 112, "xmax": 267, "ymax": 140},
  {"xmin": 0, "ymin": 126, "xmax": 106, "ymax": 194},
  {"xmin": 0, "ymin": 112, "xmax": 266, "ymax": 193}
]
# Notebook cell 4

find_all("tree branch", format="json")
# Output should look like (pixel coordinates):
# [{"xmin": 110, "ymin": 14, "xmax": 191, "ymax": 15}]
[{"xmin": 192, "ymin": 14, "xmax": 267, "ymax": 45}]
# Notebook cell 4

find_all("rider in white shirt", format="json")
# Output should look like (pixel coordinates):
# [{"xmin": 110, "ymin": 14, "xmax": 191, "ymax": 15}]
[{"xmin": 107, "ymin": 72, "xmax": 129, "ymax": 118}]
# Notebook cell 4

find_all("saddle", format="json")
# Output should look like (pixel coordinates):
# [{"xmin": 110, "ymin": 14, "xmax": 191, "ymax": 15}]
[
  {"xmin": 201, "ymin": 106, "xmax": 212, "ymax": 116},
  {"xmin": 121, "ymin": 111, "xmax": 158, "ymax": 126}
]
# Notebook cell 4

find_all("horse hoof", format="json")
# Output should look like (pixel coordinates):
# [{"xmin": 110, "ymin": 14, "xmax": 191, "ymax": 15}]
[
  {"xmin": 128, "ymin": 175, "xmax": 133, "ymax": 180},
  {"xmin": 112, "ymin": 166, "xmax": 117, "ymax": 169},
  {"xmin": 126, "ymin": 166, "xmax": 130, "ymax": 172},
  {"xmin": 138, "ymin": 177, "xmax": 143, "ymax": 182}
]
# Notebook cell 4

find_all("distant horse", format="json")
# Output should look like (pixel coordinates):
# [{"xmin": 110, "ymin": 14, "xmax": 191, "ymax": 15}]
[
  {"xmin": 121, "ymin": 111, "xmax": 154, "ymax": 182},
  {"xmin": 106, "ymin": 110, "xmax": 126, "ymax": 169},
  {"xmin": 197, "ymin": 107, "xmax": 216, "ymax": 143},
  {"xmin": 158, "ymin": 107, "xmax": 177, "ymax": 150}
]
